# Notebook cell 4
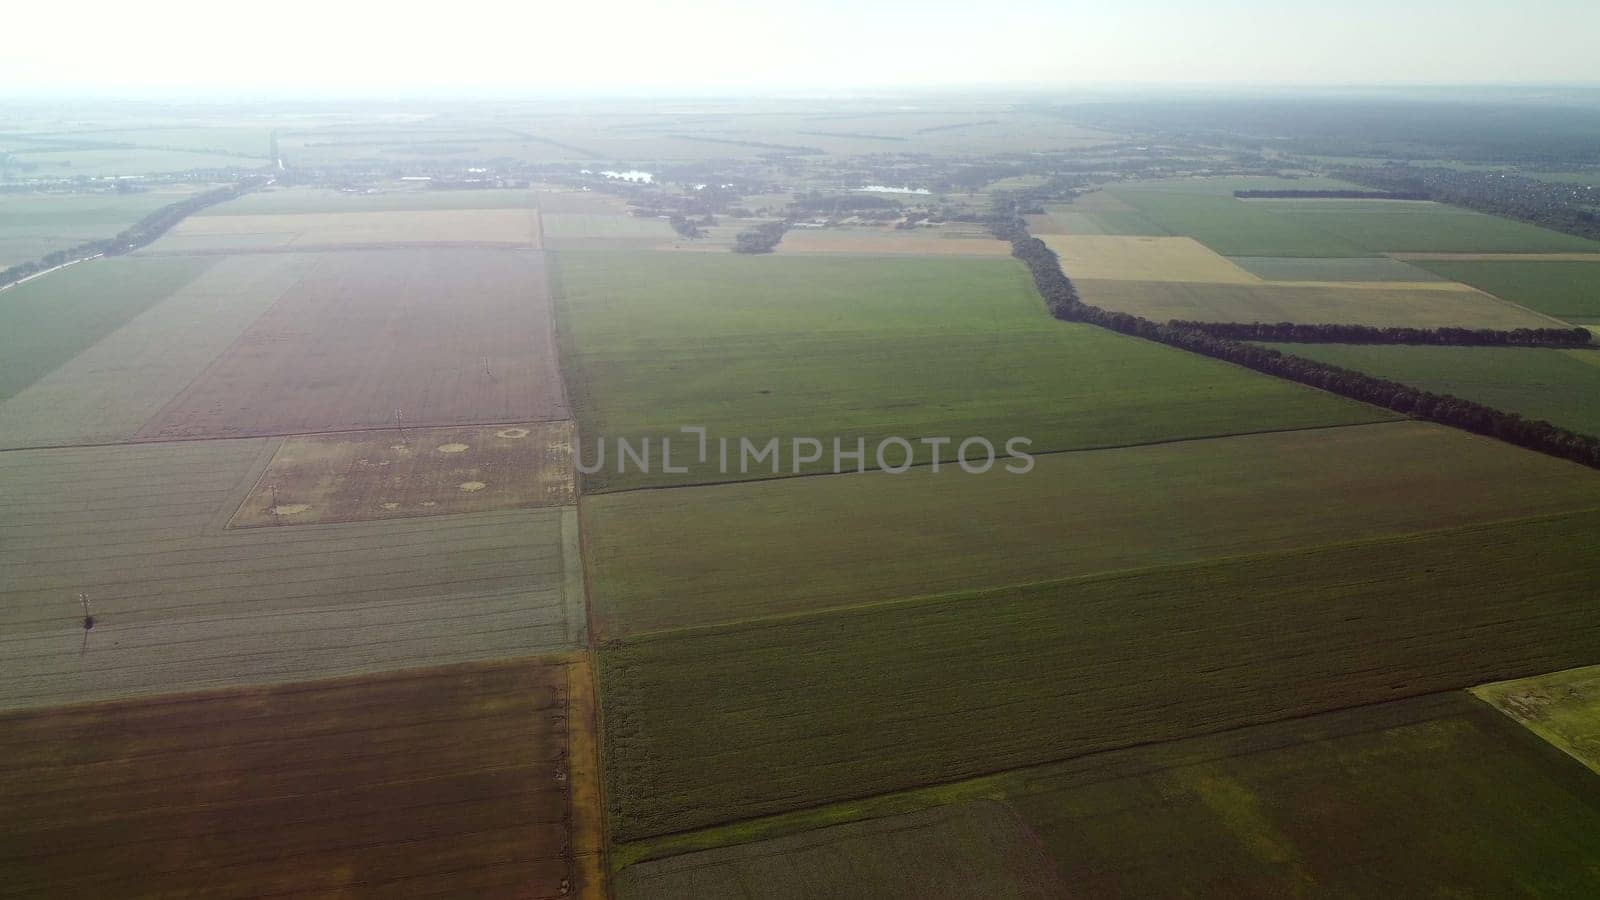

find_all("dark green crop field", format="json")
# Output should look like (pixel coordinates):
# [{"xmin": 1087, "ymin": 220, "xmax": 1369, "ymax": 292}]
[
  {"xmin": 0, "ymin": 255, "xmax": 213, "ymax": 400},
  {"xmin": 584, "ymin": 422, "xmax": 1600, "ymax": 638},
  {"xmin": 1405, "ymin": 259, "xmax": 1600, "ymax": 323},
  {"xmin": 601, "ymin": 507, "xmax": 1600, "ymax": 839}
]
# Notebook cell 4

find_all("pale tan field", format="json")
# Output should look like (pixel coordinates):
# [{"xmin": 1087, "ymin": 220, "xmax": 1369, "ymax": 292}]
[
  {"xmin": 232, "ymin": 421, "xmax": 575, "ymax": 527},
  {"xmin": 1077, "ymin": 278, "xmax": 1561, "ymax": 328},
  {"xmin": 148, "ymin": 208, "xmax": 542, "ymax": 251},
  {"xmin": 778, "ymin": 226, "xmax": 1010, "ymax": 257},
  {"xmin": 1041, "ymin": 235, "xmax": 1264, "ymax": 283}
]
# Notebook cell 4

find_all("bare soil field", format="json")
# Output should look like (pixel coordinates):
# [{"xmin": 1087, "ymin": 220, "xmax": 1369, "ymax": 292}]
[
  {"xmin": 232, "ymin": 421, "xmax": 575, "ymax": 527},
  {"xmin": 136, "ymin": 249, "xmax": 567, "ymax": 441},
  {"xmin": 1076, "ymin": 278, "xmax": 1560, "ymax": 328},
  {"xmin": 1039, "ymin": 234, "xmax": 1264, "ymax": 283},
  {"xmin": 777, "ymin": 227, "xmax": 1010, "ymax": 257},
  {"xmin": 0, "ymin": 439, "xmax": 586, "ymax": 710},
  {"xmin": 146, "ymin": 208, "xmax": 542, "ymax": 252},
  {"xmin": 0, "ymin": 656, "xmax": 602, "ymax": 899}
]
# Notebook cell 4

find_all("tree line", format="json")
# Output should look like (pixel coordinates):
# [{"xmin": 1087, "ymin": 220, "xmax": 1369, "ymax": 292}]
[
  {"xmin": 989, "ymin": 212, "xmax": 1600, "ymax": 469},
  {"xmin": 0, "ymin": 178, "xmax": 269, "ymax": 288},
  {"xmin": 1170, "ymin": 321, "xmax": 1591, "ymax": 347}
]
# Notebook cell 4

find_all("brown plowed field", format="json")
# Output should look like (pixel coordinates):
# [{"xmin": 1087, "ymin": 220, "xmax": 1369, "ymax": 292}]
[
  {"xmin": 136, "ymin": 249, "xmax": 567, "ymax": 440},
  {"xmin": 0, "ymin": 657, "xmax": 598, "ymax": 899}
]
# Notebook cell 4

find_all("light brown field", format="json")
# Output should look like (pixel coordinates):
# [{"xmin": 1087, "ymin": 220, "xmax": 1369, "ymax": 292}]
[
  {"xmin": 1076, "ymin": 278, "xmax": 1561, "ymax": 328},
  {"xmin": 136, "ymin": 249, "xmax": 567, "ymax": 440},
  {"xmin": 0, "ymin": 656, "xmax": 601, "ymax": 899},
  {"xmin": 150, "ymin": 208, "xmax": 542, "ymax": 251},
  {"xmin": 1040, "ymin": 234, "xmax": 1264, "ymax": 283},
  {"xmin": 232, "ymin": 421, "xmax": 575, "ymax": 527},
  {"xmin": 777, "ymin": 226, "xmax": 1009, "ymax": 257}
]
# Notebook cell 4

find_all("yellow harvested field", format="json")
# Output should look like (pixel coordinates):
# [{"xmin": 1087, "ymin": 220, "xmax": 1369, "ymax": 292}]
[
  {"xmin": 1077, "ymin": 278, "xmax": 1561, "ymax": 328},
  {"xmin": 778, "ymin": 227, "xmax": 1010, "ymax": 257},
  {"xmin": 1040, "ymin": 234, "xmax": 1264, "ymax": 283},
  {"xmin": 150, "ymin": 208, "xmax": 542, "ymax": 251},
  {"xmin": 231, "ymin": 421, "xmax": 576, "ymax": 527}
]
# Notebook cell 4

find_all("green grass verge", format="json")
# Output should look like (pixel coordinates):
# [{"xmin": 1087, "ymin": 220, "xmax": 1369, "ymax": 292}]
[
  {"xmin": 552, "ymin": 250, "xmax": 1391, "ymax": 491},
  {"xmin": 1406, "ymin": 259, "xmax": 1600, "ymax": 322},
  {"xmin": 600, "ymin": 506, "xmax": 1600, "ymax": 839},
  {"xmin": 1265, "ymin": 344, "xmax": 1600, "ymax": 437},
  {"xmin": 0, "ymin": 255, "xmax": 215, "ymax": 400}
]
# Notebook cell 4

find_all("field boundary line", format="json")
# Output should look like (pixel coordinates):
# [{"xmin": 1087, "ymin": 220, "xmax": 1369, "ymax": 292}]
[
  {"xmin": 583, "ymin": 418, "xmax": 1410, "ymax": 496},
  {"xmin": 604, "ymin": 503, "xmax": 1600, "ymax": 645},
  {"xmin": 0, "ymin": 414, "xmax": 578, "ymax": 455},
  {"xmin": 609, "ymin": 691, "xmax": 1480, "ymax": 867}
]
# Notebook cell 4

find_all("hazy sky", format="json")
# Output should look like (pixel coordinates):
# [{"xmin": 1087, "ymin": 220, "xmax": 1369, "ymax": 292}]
[{"xmin": 7, "ymin": 0, "xmax": 1599, "ymax": 96}]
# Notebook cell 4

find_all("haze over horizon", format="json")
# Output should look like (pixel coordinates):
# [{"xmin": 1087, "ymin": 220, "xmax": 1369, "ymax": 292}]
[{"xmin": 7, "ymin": 0, "xmax": 1600, "ymax": 98}]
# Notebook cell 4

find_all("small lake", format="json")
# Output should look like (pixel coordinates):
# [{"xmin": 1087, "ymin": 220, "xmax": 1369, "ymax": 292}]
[{"xmin": 854, "ymin": 185, "xmax": 930, "ymax": 194}]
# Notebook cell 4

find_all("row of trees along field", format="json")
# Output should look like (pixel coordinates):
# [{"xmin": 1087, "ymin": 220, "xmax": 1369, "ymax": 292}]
[
  {"xmin": 0, "ymin": 178, "xmax": 268, "ymax": 288},
  {"xmin": 1173, "ymin": 321, "xmax": 1592, "ymax": 347},
  {"xmin": 991, "ymin": 213, "xmax": 1600, "ymax": 469}
]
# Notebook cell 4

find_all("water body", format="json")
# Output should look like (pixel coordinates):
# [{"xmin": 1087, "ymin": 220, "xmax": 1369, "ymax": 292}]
[{"xmin": 855, "ymin": 185, "xmax": 930, "ymax": 194}]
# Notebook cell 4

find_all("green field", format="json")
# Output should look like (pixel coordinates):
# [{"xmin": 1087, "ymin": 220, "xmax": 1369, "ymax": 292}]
[
  {"xmin": 1076, "ymin": 278, "xmax": 1554, "ymax": 328},
  {"xmin": 1069, "ymin": 179, "xmax": 1600, "ymax": 257},
  {"xmin": 1405, "ymin": 258, "xmax": 1600, "ymax": 322},
  {"xmin": 599, "ymin": 506, "xmax": 1600, "ymax": 838},
  {"xmin": 583, "ymin": 423, "xmax": 1600, "ymax": 637},
  {"xmin": 3, "ymin": 148, "xmax": 269, "ymax": 179},
  {"xmin": 1259, "ymin": 199, "xmax": 1600, "ymax": 254},
  {"xmin": 541, "ymin": 214, "xmax": 675, "ymax": 249},
  {"xmin": 198, "ymin": 187, "xmax": 540, "ymax": 215},
  {"xmin": 1475, "ymin": 665, "xmax": 1600, "ymax": 774},
  {"xmin": 1266, "ymin": 344, "xmax": 1600, "ymax": 437},
  {"xmin": 0, "ymin": 189, "xmax": 202, "ymax": 270},
  {"xmin": 617, "ymin": 694, "xmax": 1600, "ymax": 896},
  {"xmin": 0, "ymin": 256, "xmax": 215, "ymax": 401},
  {"xmin": 1105, "ymin": 188, "xmax": 1376, "ymax": 257},
  {"xmin": 30, "ymin": 126, "xmax": 274, "ymax": 157},
  {"xmin": 0, "ymin": 254, "xmax": 318, "ymax": 448},
  {"xmin": 553, "ymin": 251, "xmax": 1392, "ymax": 490},
  {"xmin": 616, "ymin": 801, "xmax": 1066, "ymax": 899}
]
